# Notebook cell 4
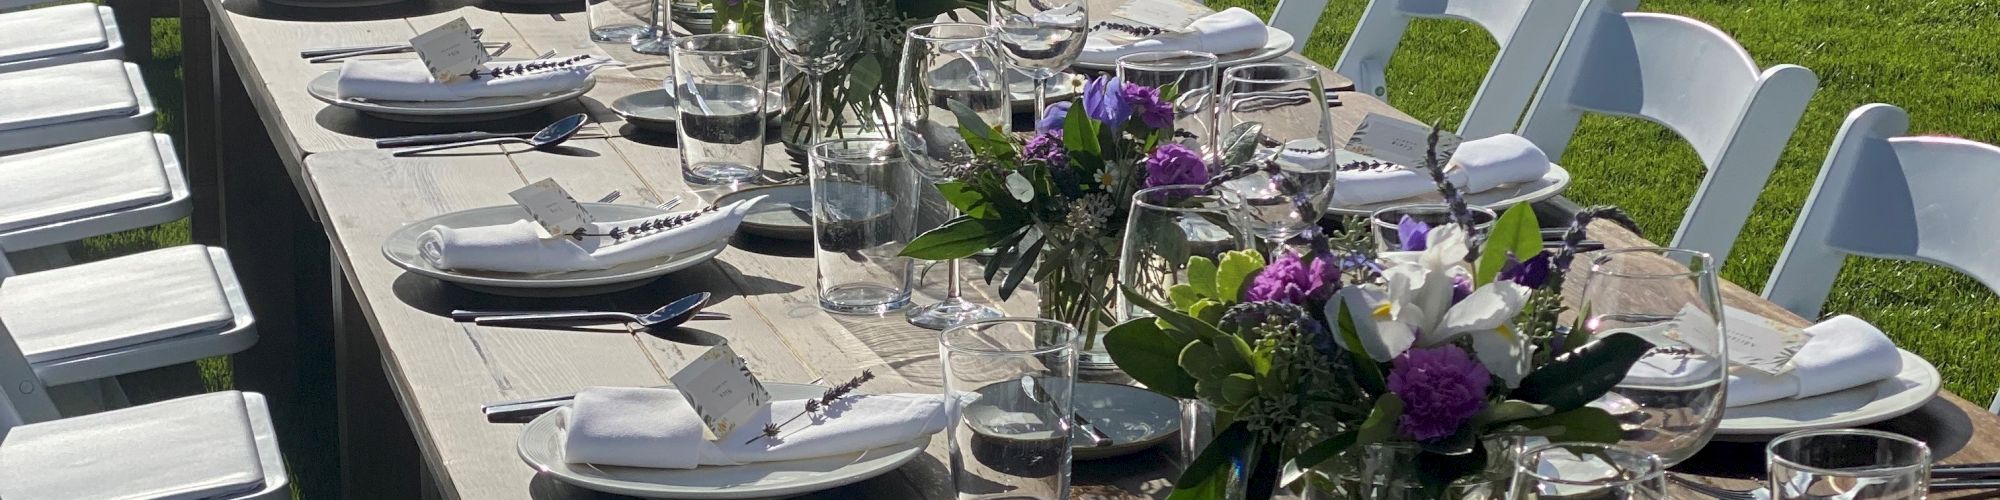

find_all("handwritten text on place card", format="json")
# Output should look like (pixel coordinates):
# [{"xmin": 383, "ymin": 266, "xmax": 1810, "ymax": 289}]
[
  {"xmin": 671, "ymin": 343, "xmax": 773, "ymax": 440},
  {"xmin": 1344, "ymin": 112, "xmax": 1463, "ymax": 168},
  {"xmin": 411, "ymin": 18, "xmax": 490, "ymax": 82},
  {"xmin": 1110, "ymin": 0, "xmax": 1203, "ymax": 33},
  {"xmin": 508, "ymin": 178, "xmax": 595, "ymax": 239}
]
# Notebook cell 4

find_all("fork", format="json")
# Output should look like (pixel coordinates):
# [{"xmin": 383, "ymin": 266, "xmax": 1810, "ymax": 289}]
[
  {"xmin": 1669, "ymin": 474, "xmax": 1759, "ymax": 500},
  {"xmin": 596, "ymin": 191, "xmax": 621, "ymax": 203}
]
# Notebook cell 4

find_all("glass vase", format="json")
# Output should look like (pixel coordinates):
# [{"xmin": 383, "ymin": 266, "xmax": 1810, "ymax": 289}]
[
  {"xmin": 1303, "ymin": 439, "xmax": 1518, "ymax": 500},
  {"xmin": 1034, "ymin": 230, "xmax": 1119, "ymax": 369}
]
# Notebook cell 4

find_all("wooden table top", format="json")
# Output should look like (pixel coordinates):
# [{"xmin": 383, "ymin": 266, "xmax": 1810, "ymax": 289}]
[{"xmin": 204, "ymin": 0, "xmax": 2000, "ymax": 497}]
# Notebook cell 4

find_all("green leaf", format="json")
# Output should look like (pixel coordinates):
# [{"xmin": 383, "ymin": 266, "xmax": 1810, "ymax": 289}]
[
  {"xmin": 937, "ymin": 181, "xmax": 998, "ymax": 220},
  {"xmin": 1168, "ymin": 284, "xmax": 1201, "ymax": 309},
  {"xmin": 1215, "ymin": 250, "xmax": 1266, "ymax": 303},
  {"xmin": 1510, "ymin": 332, "xmax": 1656, "ymax": 411},
  {"xmin": 1120, "ymin": 286, "xmax": 1227, "ymax": 342},
  {"xmin": 1221, "ymin": 334, "xmax": 1261, "ymax": 376},
  {"xmin": 901, "ymin": 216, "xmax": 1025, "ymax": 260},
  {"xmin": 1104, "ymin": 319, "xmax": 1198, "ymax": 398},
  {"xmin": 1335, "ymin": 301, "xmax": 1387, "ymax": 393},
  {"xmin": 1172, "ymin": 422, "xmax": 1254, "ymax": 493},
  {"xmin": 946, "ymin": 98, "xmax": 995, "ymax": 142},
  {"xmin": 982, "ymin": 228, "xmax": 1027, "ymax": 284},
  {"xmin": 1356, "ymin": 394, "xmax": 1404, "ymax": 445},
  {"xmin": 1188, "ymin": 256, "xmax": 1218, "ymax": 298},
  {"xmin": 1217, "ymin": 122, "xmax": 1265, "ymax": 168},
  {"xmin": 1063, "ymin": 98, "xmax": 1100, "ymax": 157},
  {"xmin": 997, "ymin": 235, "xmax": 1043, "ymax": 300},
  {"xmin": 1507, "ymin": 407, "xmax": 1623, "ymax": 444},
  {"xmin": 1475, "ymin": 400, "xmax": 1555, "ymax": 428},
  {"xmin": 1215, "ymin": 373, "xmax": 1258, "ymax": 406},
  {"xmin": 1283, "ymin": 430, "xmax": 1358, "ymax": 485},
  {"xmin": 844, "ymin": 55, "xmax": 882, "ymax": 108},
  {"xmin": 1475, "ymin": 205, "xmax": 1542, "ymax": 286},
  {"xmin": 1180, "ymin": 341, "xmax": 1227, "ymax": 381},
  {"xmin": 1189, "ymin": 299, "xmax": 1224, "ymax": 327}
]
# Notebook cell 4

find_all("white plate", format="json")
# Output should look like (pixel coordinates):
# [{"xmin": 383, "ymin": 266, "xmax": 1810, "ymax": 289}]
[
  {"xmin": 610, "ymin": 86, "xmax": 785, "ymax": 133},
  {"xmin": 714, "ymin": 184, "xmax": 813, "ymax": 241},
  {"xmin": 518, "ymin": 383, "xmax": 928, "ymax": 499},
  {"xmin": 1325, "ymin": 151, "xmax": 1574, "ymax": 216},
  {"xmin": 1071, "ymin": 382, "xmax": 1180, "ymax": 461},
  {"xmin": 1073, "ymin": 26, "xmax": 1296, "ymax": 71},
  {"xmin": 307, "ymin": 69, "xmax": 594, "ymax": 123},
  {"xmin": 1714, "ymin": 349, "xmax": 1942, "ymax": 439},
  {"xmin": 380, "ymin": 203, "xmax": 727, "ymax": 297}
]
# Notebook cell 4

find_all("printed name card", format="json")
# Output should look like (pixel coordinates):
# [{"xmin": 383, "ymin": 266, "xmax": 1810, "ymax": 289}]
[
  {"xmin": 410, "ymin": 18, "xmax": 490, "ymax": 82},
  {"xmin": 671, "ymin": 343, "xmax": 773, "ymax": 440},
  {"xmin": 1344, "ymin": 113, "xmax": 1463, "ymax": 168},
  {"xmin": 1722, "ymin": 306, "xmax": 1810, "ymax": 375},
  {"xmin": 1110, "ymin": 0, "xmax": 1203, "ymax": 33},
  {"xmin": 508, "ymin": 178, "xmax": 595, "ymax": 239}
]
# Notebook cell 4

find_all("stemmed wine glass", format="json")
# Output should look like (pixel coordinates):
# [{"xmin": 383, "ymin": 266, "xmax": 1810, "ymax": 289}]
[
  {"xmin": 766, "ymin": 0, "xmax": 864, "ymax": 150},
  {"xmin": 1213, "ymin": 62, "xmax": 1335, "ymax": 249},
  {"xmin": 896, "ymin": 22, "xmax": 1009, "ymax": 330},
  {"xmin": 1578, "ymin": 247, "xmax": 1728, "ymax": 467},
  {"xmin": 988, "ymin": 0, "xmax": 1088, "ymax": 123}
]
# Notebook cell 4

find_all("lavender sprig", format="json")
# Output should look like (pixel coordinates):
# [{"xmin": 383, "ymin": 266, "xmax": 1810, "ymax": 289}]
[
  {"xmin": 1090, "ymin": 21, "xmax": 1164, "ymax": 37},
  {"xmin": 1419, "ymin": 120, "xmax": 1476, "ymax": 263},
  {"xmin": 745, "ymin": 370, "xmax": 876, "ymax": 445},
  {"xmin": 464, "ymin": 55, "xmax": 595, "ymax": 80},
  {"xmin": 569, "ymin": 205, "xmax": 720, "ymax": 242}
]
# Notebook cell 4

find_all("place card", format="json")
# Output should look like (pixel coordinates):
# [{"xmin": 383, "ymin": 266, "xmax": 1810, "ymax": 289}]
[
  {"xmin": 1344, "ymin": 113, "xmax": 1462, "ymax": 168},
  {"xmin": 1721, "ymin": 306, "xmax": 1810, "ymax": 375},
  {"xmin": 1109, "ymin": 0, "xmax": 1203, "ymax": 33},
  {"xmin": 508, "ymin": 178, "xmax": 595, "ymax": 239},
  {"xmin": 670, "ymin": 343, "xmax": 773, "ymax": 440},
  {"xmin": 410, "ymin": 18, "xmax": 490, "ymax": 82}
]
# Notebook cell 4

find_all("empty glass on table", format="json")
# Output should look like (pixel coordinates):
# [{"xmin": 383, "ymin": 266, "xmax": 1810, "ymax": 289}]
[
  {"xmin": 895, "ymin": 22, "xmax": 1008, "ymax": 330},
  {"xmin": 1368, "ymin": 203, "xmax": 1498, "ymax": 252},
  {"xmin": 672, "ymin": 34, "xmax": 770, "ymax": 186},
  {"xmin": 1768, "ymin": 429, "xmax": 1930, "ymax": 500},
  {"xmin": 988, "ymin": 0, "xmax": 1087, "ymax": 123},
  {"xmin": 1214, "ymin": 62, "xmax": 1335, "ymax": 248},
  {"xmin": 1116, "ymin": 51, "xmax": 1218, "ymax": 161},
  {"xmin": 765, "ymin": 0, "xmax": 864, "ymax": 148},
  {"xmin": 1578, "ymin": 247, "xmax": 1728, "ymax": 467},
  {"xmin": 941, "ymin": 318, "xmax": 1077, "ymax": 500},
  {"xmin": 587, "ymin": 0, "xmax": 652, "ymax": 42},
  {"xmin": 1511, "ymin": 442, "xmax": 1668, "ymax": 498},
  {"xmin": 811, "ymin": 138, "xmax": 920, "ymax": 315},
  {"xmin": 628, "ymin": 0, "xmax": 674, "ymax": 55}
]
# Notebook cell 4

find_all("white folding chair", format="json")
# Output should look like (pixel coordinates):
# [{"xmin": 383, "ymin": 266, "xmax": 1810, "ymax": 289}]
[
  {"xmin": 0, "ymin": 59, "xmax": 155, "ymax": 153},
  {"xmin": 1516, "ymin": 0, "xmax": 1817, "ymax": 268},
  {"xmin": 1321, "ymin": 0, "xmax": 1585, "ymax": 139},
  {"xmin": 0, "ymin": 3, "xmax": 127, "ymax": 73},
  {"xmin": 0, "ymin": 388, "xmax": 289, "ymax": 500},
  {"xmin": 0, "ymin": 133, "xmax": 191, "ymax": 256}
]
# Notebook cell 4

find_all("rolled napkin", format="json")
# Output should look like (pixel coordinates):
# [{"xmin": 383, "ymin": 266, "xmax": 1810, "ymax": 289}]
[
  {"xmin": 561, "ymin": 386, "xmax": 948, "ymax": 469},
  {"xmin": 417, "ymin": 197, "xmax": 759, "ymax": 274},
  {"xmin": 334, "ymin": 55, "xmax": 609, "ymax": 102},
  {"xmin": 1331, "ymin": 133, "xmax": 1553, "ymax": 206},
  {"xmin": 1726, "ymin": 315, "xmax": 1903, "ymax": 407},
  {"xmin": 1078, "ymin": 8, "xmax": 1267, "ymax": 66}
]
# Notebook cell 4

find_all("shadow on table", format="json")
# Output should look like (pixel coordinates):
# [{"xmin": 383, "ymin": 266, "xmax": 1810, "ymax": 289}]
[
  {"xmin": 313, "ymin": 104, "xmax": 611, "ymax": 140},
  {"xmin": 220, "ymin": 0, "xmax": 482, "ymax": 22},
  {"xmin": 1674, "ymin": 396, "xmax": 1974, "ymax": 478},
  {"xmin": 388, "ymin": 264, "xmax": 744, "ymax": 318}
]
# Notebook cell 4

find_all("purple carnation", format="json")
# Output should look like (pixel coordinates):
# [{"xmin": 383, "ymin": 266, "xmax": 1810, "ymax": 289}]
[
  {"xmin": 1143, "ymin": 143, "xmax": 1208, "ymax": 189},
  {"xmin": 1082, "ymin": 76, "xmax": 1133, "ymax": 128},
  {"xmin": 1122, "ymin": 82, "xmax": 1174, "ymax": 129},
  {"xmin": 1497, "ymin": 251, "xmax": 1553, "ymax": 289},
  {"xmin": 1024, "ymin": 132, "xmax": 1067, "ymax": 169},
  {"xmin": 1397, "ymin": 215, "xmax": 1431, "ymax": 252},
  {"xmin": 1245, "ymin": 251, "xmax": 1338, "ymax": 305},
  {"xmin": 1451, "ymin": 273, "xmax": 1473, "ymax": 304},
  {"xmin": 1037, "ymin": 101, "xmax": 1071, "ymax": 134},
  {"xmin": 1386, "ymin": 346, "xmax": 1491, "ymax": 441}
]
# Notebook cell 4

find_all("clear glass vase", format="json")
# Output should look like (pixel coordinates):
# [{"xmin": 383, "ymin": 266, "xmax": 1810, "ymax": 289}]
[{"xmin": 1303, "ymin": 438, "xmax": 1518, "ymax": 500}]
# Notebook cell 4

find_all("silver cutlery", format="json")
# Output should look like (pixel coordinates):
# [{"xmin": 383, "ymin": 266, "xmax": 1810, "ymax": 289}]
[
  {"xmin": 298, "ymin": 28, "xmax": 486, "ymax": 58},
  {"xmin": 392, "ymin": 113, "xmax": 587, "ymax": 156},
  {"xmin": 657, "ymin": 197, "xmax": 682, "ymax": 210},
  {"xmin": 1019, "ymin": 375, "xmax": 1113, "ymax": 448},
  {"xmin": 1671, "ymin": 468, "xmax": 2000, "ymax": 499},
  {"xmin": 308, "ymin": 38, "xmax": 507, "ymax": 64},
  {"xmin": 473, "ymin": 292, "xmax": 716, "ymax": 332},
  {"xmin": 483, "ymin": 376, "xmax": 826, "ymax": 424},
  {"xmin": 596, "ymin": 191, "xmax": 621, "ymax": 203},
  {"xmin": 449, "ymin": 309, "xmax": 728, "ymax": 322}
]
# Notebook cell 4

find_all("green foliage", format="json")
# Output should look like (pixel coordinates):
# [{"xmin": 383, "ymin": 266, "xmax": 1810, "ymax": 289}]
[
  {"xmin": 1510, "ymin": 332, "xmax": 1656, "ymax": 412},
  {"xmin": 899, "ymin": 217, "xmax": 1024, "ymax": 260},
  {"xmin": 1215, "ymin": 250, "xmax": 1265, "ymax": 303},
  {"xmin": 1105, "ymin": 319, "xmax": 1199, "ymax": 398},
  {"xmin": 1474, "ymin": 205, "xmax": 1541, "ymax": 286}
]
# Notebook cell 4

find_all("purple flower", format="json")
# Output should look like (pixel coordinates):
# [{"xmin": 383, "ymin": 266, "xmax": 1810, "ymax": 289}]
[
  {"xmin": 1451, "ymin": 273, "xmax": 1473, "ymax": 304},
  {"xmin": 1245, "ymin": 251, "xmax": 1338, "ymax": 305},
  {"xmin": 1386, "ymin": 346, "xmax": 1491, "ymax": 441},
  {"xmin": 1024, "ymin": 132, "xmax": 1068, "ymax": 169},
  {"xmin": 1121, "ymin": 82, "xmax": 1174, "ymax": 129},
  {"xmin": 1143, "ymin": 143, "xmax": 1208, "ymax": 189},
  {"xmin": 1497, "ymin": 251, "xmax": 1553, "ymax": 289},
  {"xmin": 1082, "ymin": 76, "xmax": 1133, "ymax": 128},
  {"xmin": 1397, "ymin": 215, "xmax": 1431, "ymax": 252},
  {"xmin": 1037, "ymin": 101, "xmax": 1071, "ymax": 133}
]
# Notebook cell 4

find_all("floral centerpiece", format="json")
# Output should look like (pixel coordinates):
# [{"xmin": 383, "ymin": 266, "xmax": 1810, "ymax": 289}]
[
  {"xmin": 1104, "ymin": 128, "xmax": 1656, "ymax": 498},
  {"xmin": 899, "ymin": 76, "xmax": 1209, "ymax": 349}
]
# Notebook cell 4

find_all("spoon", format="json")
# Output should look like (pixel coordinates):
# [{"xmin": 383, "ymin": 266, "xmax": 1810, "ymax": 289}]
[
  {"xmin": 448, "ymin": 309, "xmax": 728, "ymax": 322},
  {"xmin": 392, "ymin": 113, "xmax": 588, "ymax": 157},
  {"xmin": 472, "ymin": 292, "xmax": 716, "ymax": 332}
]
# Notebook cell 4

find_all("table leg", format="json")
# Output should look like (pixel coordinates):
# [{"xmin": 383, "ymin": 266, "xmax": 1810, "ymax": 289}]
[
  {"xmin": 109, "ymin": 0, "xmax": 152, "ymax": 62},
  {"xmin": 333, "ymin": 253, "xmax": 424, "ymax": 498},
  {"xmin": 182, "ymin": 0, "xmax": 219, "ymax": 246}
]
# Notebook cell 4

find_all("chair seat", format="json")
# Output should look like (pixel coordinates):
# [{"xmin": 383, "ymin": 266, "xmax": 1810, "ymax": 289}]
[
  {"xmin": 0, "ymin": 246, "xmax": 258, "ymax": 386},
  {"xmin": 0, "ymin": 4, "xmax": 123, "ymax": 73},
  {"xmin": 0, "ymin": 60, "xmax": 153, "ymax": 153},
  {"xmin": 0, "ymin": 391, "xmax": 289, "ymax": 500},
  {"xmin": 0, "ymin": 133, "xmax": 190, "ymax": 251}
]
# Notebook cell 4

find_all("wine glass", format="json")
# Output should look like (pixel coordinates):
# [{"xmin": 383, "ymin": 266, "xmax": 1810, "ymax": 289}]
[
  {"xmin": 988, "ymin": 0, "xmax": 1087, "ymax": 124},
  {"xmin": 1116, "ymin": 51, "xmax": 1219, "ymax": 160},
  {"xmin": 896, "ymin": 22, "xmax": 1008, "ymax": 330},
  {"xmin": 766, "ymin": 0, "xmax": 864, "ymax": 149},
  {"xmin": 1214, "ymin": 62, "xmax": 1335, "ymax": 248},
  {"xmin": 1578, "ymin": 247, "xmax": 1728, "ymax": 467}
]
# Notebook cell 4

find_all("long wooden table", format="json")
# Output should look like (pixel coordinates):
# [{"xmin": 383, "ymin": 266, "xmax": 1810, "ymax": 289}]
[{"xmin": 186, "ymin": 0, "xmax": 2000, "ymax": 497}]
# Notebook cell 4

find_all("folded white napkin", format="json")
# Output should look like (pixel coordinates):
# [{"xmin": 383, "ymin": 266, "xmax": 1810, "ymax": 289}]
[
  {"xmin": 0, "ymin": 4, "xmax": 108, "ymax": 63},
  {"xmin": 418, "ymin": 197, "xmax": 759, "ymax": 274},
  {"xmin": 335, "ymin": 55, "xmax": 608, "ymax": 102},
  {"xmin": 0, "ymin": 59, "xmax": 138, "ymax": 132},
  {"xmin": 1726, "ymin": 315, "xmax": 1903, "ymax": 407},
  {"xmin": 1332, "ymin": 133, "xmax": 1552, "ymax": 206},
  {"xmin": 0, "ymin": 133, "xmax": 171, "ymax": 233},
  {"xmin": 561, "ymin": 387, "xmax": 948, "ymax": 469},
  {"xmin": 1079, "ymin": 8, "xmax": 1267, "ymax": 66}
]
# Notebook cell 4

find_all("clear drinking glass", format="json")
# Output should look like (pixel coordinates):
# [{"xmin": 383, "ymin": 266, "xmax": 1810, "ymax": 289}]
[
  {"xmin": 897, "ymin": 22, "xmax": 1008, "ymax": 330},
  {"xmin": 1215, "ymin": 63, "xmax": 1336, "ymax": 247},
  {"xmin": 1368, "ymin": 203, "xmax": 1498, "ymax": 252},
  {"xmin": 1579, "ymin": 247, "xmax": 1728, "ymax": 467},
  {"xmin": 587, "ymin": 0, "xmax": 652, "ymax": 42},
  {"xmin": 765, "ymin": 0, "xmax": 863, "ymax": 149},
  {"xmin": 988, "ymin": 0, "xmax": 1087, "ymax": 124},
  {"xmin": 628, "ymin": 0, "xmax": 675, "ymax": 55},
  {"xmin": 1116, "ymin": 51, "xmax": 1219, "ymax": 160},
  {"xmin": 1511, "ymin": 442, "xmax": 1667, "ymax": 498},
  {"xmin": 1768, "ymin": 429, "xmax": 1931, "ymax": 500},
  {"xmin": 943, "ymin": 318, "xmax": 1077, "ymax": 500},
  {"xmin": 673, "ymin": 34, "xmax": 769, "ymax": 186},
  {"xmin": 811, "ymin": 138, "xmax": 918, "ymax": 314},
  {"xmin": 1116, "ymin": 185, "xmax": 1245, "ymax": 321}
]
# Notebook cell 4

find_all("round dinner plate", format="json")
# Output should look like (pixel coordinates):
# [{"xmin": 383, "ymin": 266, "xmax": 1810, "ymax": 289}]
[
  {"xmin": 715, "ymin": 184, "xmax": 812, "ymax": 241},
  {"xmin": 1325, "ymin": 161, "xmax": 1573, "ymax": 216},
  {"xmin": 1073, "ymin": 26, "xmax": 1297, "ymax": 71},
  {"xmin": 610, "ymin": 86, "xmax": 785, "ymax": 133},
  {"xmin": 1713, "ymin": 349, "xmax": 1942, "ymax": 439},
  {"xmin": 519, "ymin": 383, "xmax": 929, "ymax": 499},
  {"xmin": 1071, "ymin": 382, "xmax": 1180, "ymax": 461},
  {"xmin": 380, "ymin": 203, "xmax": 727, "ymax": 297},
  {"xmin": 307, "ymin": 69, "xmax": 595, "ymax": 123}
]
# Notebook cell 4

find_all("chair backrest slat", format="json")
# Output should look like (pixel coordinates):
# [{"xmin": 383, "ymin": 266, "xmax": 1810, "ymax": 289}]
[{"xmin": 1321, "ymin": 0, "xmax": 1583, "ymax": 139}]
